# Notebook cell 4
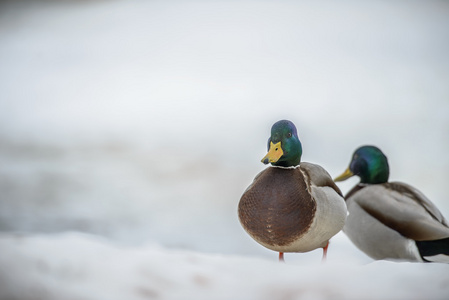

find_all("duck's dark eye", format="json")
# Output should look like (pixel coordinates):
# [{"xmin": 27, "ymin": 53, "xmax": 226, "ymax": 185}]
[{"xmin": 287, "ymin": 132, "xmax": 292, "ymax": 138}]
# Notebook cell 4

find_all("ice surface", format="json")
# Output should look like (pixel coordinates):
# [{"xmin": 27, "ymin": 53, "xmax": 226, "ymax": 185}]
[{"xmin": 0, "ymin": 0, "xmax": 448, "ymax": 299}]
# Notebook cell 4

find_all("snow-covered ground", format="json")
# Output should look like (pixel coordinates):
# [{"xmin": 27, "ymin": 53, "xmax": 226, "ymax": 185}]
[
  {"xmin": 0, "ymin": 0, "xmax": 448, "ymax": 299},
  {"xmin": 1, "ymin": 232, "xmax": 449, "ymax": 300}
]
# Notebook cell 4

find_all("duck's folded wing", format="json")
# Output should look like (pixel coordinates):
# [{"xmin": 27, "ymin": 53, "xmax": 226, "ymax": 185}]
[
  {"xmin": 355, "ymin": 182, "xmax": 449, "ymax": 241},
  {"xmin": 388, "ymin": 182, "xmax": 449, "ymax": 226},
  {"xmin": 300, "ymin": 162, "xmax": 343, "ymax": 197}
]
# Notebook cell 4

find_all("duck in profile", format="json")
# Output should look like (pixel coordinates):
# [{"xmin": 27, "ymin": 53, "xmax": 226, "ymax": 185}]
[
  {"xmin": 238, "ymin": 120, "xmax": 347, "ymax": 262},
  {"xmin": 334, "ymin": 145, "xmax": 449, "ymax": 263}
]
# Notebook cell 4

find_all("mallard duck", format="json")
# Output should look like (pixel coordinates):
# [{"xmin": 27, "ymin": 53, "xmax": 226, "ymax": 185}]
[
  {"xmin": 334, "ymin": 145, "xmax": 449, "ymax": 263},
  {"xmin": 238, "ymin": 120, "xmax": 347, "ymax": 262}
]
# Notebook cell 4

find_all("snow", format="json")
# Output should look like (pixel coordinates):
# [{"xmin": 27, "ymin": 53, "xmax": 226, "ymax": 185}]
[
  {"xmin": 0, "ymin": 0, "xmax": 449, "ymax": 299},
  {"xmin": 1, "ymin": 232, "xmax": 448, "ymax": 300}
]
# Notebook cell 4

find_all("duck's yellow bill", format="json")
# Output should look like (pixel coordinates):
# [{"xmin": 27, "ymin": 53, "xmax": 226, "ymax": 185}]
[
  {"xmin": 334, "ymin": 168, "xmax": 354, "ymax": 182},
  {"xmin": 261, "ymin": 141, "xmax": 283, "ymax": 164}
]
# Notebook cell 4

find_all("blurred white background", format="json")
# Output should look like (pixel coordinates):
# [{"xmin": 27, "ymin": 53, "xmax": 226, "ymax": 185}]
[{"xmin": 0, "ymin": 0, "xmax": 448, "ymax": 264}]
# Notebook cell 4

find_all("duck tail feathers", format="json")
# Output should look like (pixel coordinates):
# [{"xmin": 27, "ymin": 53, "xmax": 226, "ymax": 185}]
[{"xmin": 416, "ymin": 237, "xmax": 449, "ymax": 263}]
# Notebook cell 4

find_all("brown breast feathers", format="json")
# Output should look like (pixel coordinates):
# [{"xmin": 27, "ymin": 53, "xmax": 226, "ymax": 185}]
[{"xmin": 238, "ymin": 167, "xmax": 316, "ymax": 247}]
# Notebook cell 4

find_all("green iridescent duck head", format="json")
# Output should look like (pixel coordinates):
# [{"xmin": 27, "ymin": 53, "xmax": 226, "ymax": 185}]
[
  {"xmin": 334, "ymin": 145, "xmax": 389, "ymax": 184},
  {"xmin": 261, "ymin": 120, "xmax": 302, "ymax": 167}
]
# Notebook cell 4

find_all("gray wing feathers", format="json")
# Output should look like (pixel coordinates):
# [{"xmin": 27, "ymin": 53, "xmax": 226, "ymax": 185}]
[
  {"xmin": 354, "ymin": 183, "xmax": 449, "ymax": 241},
  {"xmin": 300, "ymin": 162, "xmax": 343, "ymax": 197}
]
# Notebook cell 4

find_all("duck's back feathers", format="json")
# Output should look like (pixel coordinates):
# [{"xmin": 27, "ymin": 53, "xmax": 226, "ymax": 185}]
[
  {"xmin": 351, "ymin": 182, "xmax": 449, "ymax": 241},
  {"xmin": 384, "ymin": 182, "xmax": 448, "ymax": 227}
]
